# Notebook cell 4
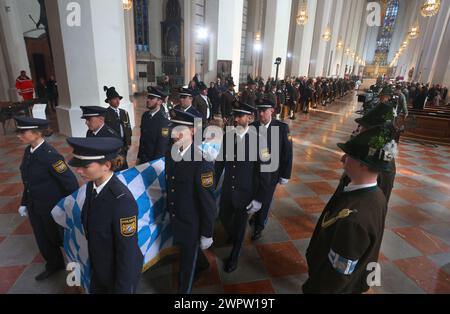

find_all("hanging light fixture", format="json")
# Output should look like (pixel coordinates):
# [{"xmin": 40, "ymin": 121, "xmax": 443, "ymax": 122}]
[
  {"xmin": 408, "ymin": 24, "xmax": 420, "ymax": 39},
  {"xmin": 322, "ymin": 25, "xmax": 332, "ymax": 41},
  {"xmin": 401, "ymin": 39, "xmax": 408, "ymax": 49},
  {"xmin": 421, "ymin": 0, "xmax": 440, "ymax": 17},
  {"xmin": 123, "ymin": 0, "xmax": 133, "ymax": 10},
  {"xmin": 296, "ymin": 1, "xmax": 309, "ymax": 26},
  {"xmin": 336, "ymin": 38, "xmax": 344, "ymax": 50}
]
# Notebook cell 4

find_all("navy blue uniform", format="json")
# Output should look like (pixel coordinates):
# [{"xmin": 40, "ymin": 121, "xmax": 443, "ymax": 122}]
[
  {"xmin": 174, "ymin": 104, "xmax": 202, "ymax": 118},
  {"xmin": 86, "ymin": 124, "xmax": 119, "ymax": 139},
  {"xmin": 215, "ymin": 128, "xmax": 271, "ymax": 264},
  {"xmin": 20, "ymin": 141, "xmax": 79, "ymax": 271},
  {"xmin": 251, "ymin": 120, "xmax": 293, "ymax": 231},
  {"xmin": 137, "ymin": 108, "xmax": 170, "ymax": 164},
  {"xmin": 81, "ymin": 175, "xmax": 143, "ymax": 293},
  {"xmin": 165, "ymin": 145, "xmax": 217, "ymax": 294}
]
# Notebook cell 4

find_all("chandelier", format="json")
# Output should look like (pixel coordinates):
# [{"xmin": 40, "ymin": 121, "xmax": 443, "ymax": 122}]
[
  {"xmin": 296, "ymin": 4, "xmax": 308, "ymax": 26},
  {"xmin": 421, "ymin": 0, "xmax": 440, "ymax": 17},
  {"xmin": 322, "ymin": 26, "xmax": 331, "ymax": 41},
  {"xmin": 408, "ymin": 24, "xmax": 420, "ymax": 39},
  {"xmin": 336, "ymin": 39, "xmax": 344, "ymax": 50},
  {"xmin": 123, "ymin": 0, "xmax": 133, "ymax": 10},
  {"xmin": 401, "ymin": 40, "xmax": 408, "ymax": 49}
]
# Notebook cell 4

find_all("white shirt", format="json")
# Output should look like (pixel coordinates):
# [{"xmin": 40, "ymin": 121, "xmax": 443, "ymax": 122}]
[
  {"xmin": 149, "ymin": 108, "xmax": 160, "ymax": 117},
  {"xmin": 236, "ymin": 126, "xmax": 249, "ymax": 140},
  {"xmin": 263, "ymin": 119, "xmax": 272, "ymax": 129},
  {"xmin": 180, "ymin": 143, "xmax": 192, "ymax": 158},
  {"xmin": 30, "ymin": 139, "xmax": 45, "ymax": 154},
  {"xmin": 200, "ymin": 94, "xmax": 211, "ymax": 119},
  {"xmin": 93, "ymin": 124, "xmax": 105, "ymax": 136},
  {"xmin": 343, "ymin": 182, "xmax": 377, "ymax": 193},
  {"xmin": 110, "ymin": 106, "xmax": 124, "ymax": 137},
  {"xmin": 93, "ymin": 173, "xmax": 114, "ymax": 195}
]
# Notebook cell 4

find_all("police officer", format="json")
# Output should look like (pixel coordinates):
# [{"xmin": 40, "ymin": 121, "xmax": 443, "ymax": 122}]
[
  {"xmin": 81, "ymin": 106, "xmax": 119, "ymax": 138},
  {"xmin": 104, "ymin": 86, "xmax": 132, "ymax": 170},
  {"xmin": 67, "ymin": 137, "xmax": 143, "ymax": 293},
  {"xmin": 16, "ymin": 117, "xmax": 79, "ymax": 281},
  {"xmin": 166, "ymin": 109, "xmax": 217, "ymax": 294},
  {"xmin": 249, "ymin": 99, "xmax": 293, "ymax": 240},
  {"xmin": 137, "ymin": 86, "xmax": 170, "ymax": 164},
  {"xmin": 303, "ymin": 126, "xmax": 394, "ymax": 294},
  {"xmin": 215, "ymin": 102, "xmax": 271, "ymax": 273},
  {"xmin": 174, "ymin": 88, "xmax": 202, "ymax": 118}
]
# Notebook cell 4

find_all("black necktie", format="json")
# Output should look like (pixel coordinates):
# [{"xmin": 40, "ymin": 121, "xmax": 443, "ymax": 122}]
[{"xmin": 90, "ymin": 188, "xmax": 98, "ymax": 207}]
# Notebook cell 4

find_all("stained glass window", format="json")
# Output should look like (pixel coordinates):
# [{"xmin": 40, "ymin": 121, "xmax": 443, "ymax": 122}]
[
  {"xmin": 134, "ymin": 0, "xmax": 149, "ymax": 52},
  {"xmin": 374, "ymin": 0, "xmax": 399, "ymax": 66}
]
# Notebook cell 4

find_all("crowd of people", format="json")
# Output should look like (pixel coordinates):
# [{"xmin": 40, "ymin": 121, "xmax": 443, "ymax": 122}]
[{"xmin": 13, "ymin": 68, "xmax": 412, "ymax": 295}]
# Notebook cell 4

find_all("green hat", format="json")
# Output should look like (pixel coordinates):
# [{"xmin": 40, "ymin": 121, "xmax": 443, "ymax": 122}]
[
  {"xmin": 337, "ymin": 125, "xmax": 397, "ymax": 173},
  {"xmin": 379, "ymin": 85, "xmax": 394, "ymax": 97},
  {"xmin": 355, "ymin": 103, "xmax": 395, "ymax": 128}
]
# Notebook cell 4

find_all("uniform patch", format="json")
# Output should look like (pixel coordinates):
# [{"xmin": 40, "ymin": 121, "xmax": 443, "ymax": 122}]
[
  {"xmin": 328, "ymin": 248, "xmax": 358, "ymax": 275},
  {"xmin": 261, "ymin": 148, "xmax": 271, "ymax": 160},
  {"xmin": 201, "ymin": 172, "xmax": 214, "ymax": 188},
  {"xmin": 321, "ymin": 208, "xmax": 357, "ymax": 228},
  {"xmin": 161, "ymin": 128, "xmax": 169, "ymax": 137},
  {"xmin": 52, "ymin": 160, "xmax": 68, "ymax": 173},
  {"xmin": 120, "ymin": 216, "xmax": 137, "ymax": 237}
]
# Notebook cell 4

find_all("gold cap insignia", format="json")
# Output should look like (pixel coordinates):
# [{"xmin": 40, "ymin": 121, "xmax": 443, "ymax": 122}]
[
  {"xmin": 321, "ymin": 208, "xmax": 357, "ymax": 228},
  {"xmin": 161, "ymin": 128, "xmax": 169, "ymax": 137}
]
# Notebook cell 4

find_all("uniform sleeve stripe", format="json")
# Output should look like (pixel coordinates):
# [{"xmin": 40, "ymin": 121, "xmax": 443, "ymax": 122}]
[{"xmin": 328, "ymin": 248, "xmax": 358, "ymax": 275}]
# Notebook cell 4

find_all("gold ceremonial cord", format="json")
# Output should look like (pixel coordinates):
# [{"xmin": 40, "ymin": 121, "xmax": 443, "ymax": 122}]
[{"xmin": 321, "ymin": 208, "xmax": 357, "ymax": 229}]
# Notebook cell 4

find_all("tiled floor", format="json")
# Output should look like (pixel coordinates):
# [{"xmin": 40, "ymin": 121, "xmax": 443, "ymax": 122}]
[{"xmin": 1, "ymin": 93, "xmax": 450, "ymax": 294}]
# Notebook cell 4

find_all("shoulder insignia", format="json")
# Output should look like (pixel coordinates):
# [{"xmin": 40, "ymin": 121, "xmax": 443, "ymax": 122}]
[
  {"xmin": 161, "ymin": 128, "xmax": 169, "ymax": 137},
  {"xmin": 120, "ymin": 216, "xmax": 137, "ymax": 237},
  {"xmin": 321, "ymin": 208, "xmax": 357, "ymax": 229},
  {"xmin": 201, "ymin": 171, "xmax": 214, "ymax": 188},
  {"xmin": 288, "ymin": 134, "xmax": 293, "ymax": 142},
  {"xmin": 52, "ymin": 160, "xmax": 68, "ymax": 174},
  {"xmin": 116, "ymin": 193, "xmax": 126, "ymax": 200}
]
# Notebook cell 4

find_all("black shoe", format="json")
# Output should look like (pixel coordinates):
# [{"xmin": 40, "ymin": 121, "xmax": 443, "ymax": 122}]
[
  {"xmin": 35, "ymin": 268, "xmax": 62, "ymax": 281},
  {"xmin": 223, "ymin": 258, "xmax": 238, "ymax": 273},
  {"xmin": 251, "ymin": 229, "xmax": 262, "ymax": 241}
]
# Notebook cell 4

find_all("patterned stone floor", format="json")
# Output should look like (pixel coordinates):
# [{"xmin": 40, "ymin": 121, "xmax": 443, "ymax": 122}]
[{"xmin": 1, "ymin": 93, "xmax": 450, "ymax": 294}]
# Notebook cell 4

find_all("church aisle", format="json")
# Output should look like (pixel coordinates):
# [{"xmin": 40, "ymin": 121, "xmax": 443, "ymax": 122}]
[{"xmin": 1, "ymin": 93, "xmax": 450, "ymax": 294}]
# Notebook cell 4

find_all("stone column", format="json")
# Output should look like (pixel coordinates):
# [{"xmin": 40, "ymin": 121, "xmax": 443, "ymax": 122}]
[{"xmin": 45, "ymin": 0, "xmax": 133, "ymax": 136}]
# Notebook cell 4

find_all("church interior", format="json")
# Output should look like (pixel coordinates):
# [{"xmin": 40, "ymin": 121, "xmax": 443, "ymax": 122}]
[{"xmin": 0, "ymin": 0, "xmax": 450, "ymax": 295}]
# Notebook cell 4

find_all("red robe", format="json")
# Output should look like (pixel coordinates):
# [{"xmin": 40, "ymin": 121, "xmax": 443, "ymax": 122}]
[{"xmin": 15, "ymin": 77, "xmax": 34, "ymax": 101}]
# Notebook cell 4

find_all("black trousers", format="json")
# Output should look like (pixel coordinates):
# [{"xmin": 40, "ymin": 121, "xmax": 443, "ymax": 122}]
[
  {"xmin": 219, "ymin": 203, "xmax": 249, "ymax": 264},
  {"xmin": 28, "ymin": 208, "xmax": 64, "ymax": 271},
  {"xmin": 254, "ymin": 183, "xmax": 277, "ymax": 232},
  {"xmin": 178, "ymin": 241, "xmax": 209, "ymax": 294}
]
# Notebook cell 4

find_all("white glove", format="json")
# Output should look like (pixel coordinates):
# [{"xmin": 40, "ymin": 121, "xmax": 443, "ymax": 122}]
[
  {"xmin": 279, "ymin": 178, "xmax": 289, "ymax": 185},
  {"xmin": 200, "ymin": 236, "xmax": 213, "ymax": 250},
  {"xmin": 246, "ymin": 200, "xmax": 262, "ymax": 214},
  {"xmin": 18, "ymin": 206, "xmax": 28, "ymax": 217}
]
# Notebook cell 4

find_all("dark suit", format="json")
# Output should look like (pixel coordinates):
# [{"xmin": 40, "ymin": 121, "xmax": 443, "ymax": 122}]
[
  {"xmin": 166, "ymin": 145, "xmax": 217, "ymax": 294},
  {"xmin": 193, "ymin": 95, "xmax": 213, "ymax": 124},
  {"xmin": 208, "ymin": 87, "xmax": 220, "ymax": 115},
  {"xmin": 220, "ymin": 90, "xmax": 236, "ymax": 120},
  {"xmin": 82, "ymin": 175, "xmax": 143, "ymax": 294},
  {"xmin": 105, "ymin": 107, "xmax": 132, "ymax": 169},
  {"xmin": 20, "ymin": 141, "xmax": 79, "ymax": 271},
  {"xmin": 240, "ymin": 89, "xmax": 257, "ymax": 108},
  {"xmin": 137, "ymin": 109, "xmax": 170, "ymax": 164},
  {"xmin": 251, "ymin": 120, "xmax": 293, "ymax": 231},
  {"xmin": 215, "ymin": 128, "xmax": 271, "ymax": 263}
]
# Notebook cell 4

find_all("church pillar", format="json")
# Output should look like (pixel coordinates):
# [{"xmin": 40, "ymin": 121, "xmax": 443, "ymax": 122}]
[{"xmin": 45, "ymin": 0, "xmax": 133, "ymax": 137}]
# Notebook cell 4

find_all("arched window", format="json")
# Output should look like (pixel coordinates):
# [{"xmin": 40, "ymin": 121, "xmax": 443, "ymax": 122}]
[
  {"xmin": 134, "ymin": 0, "xmax": 149, "ymax": 52},
  {"xmin": 374, "ymin": 0, "xmax": 399, "ymax": 66}
]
